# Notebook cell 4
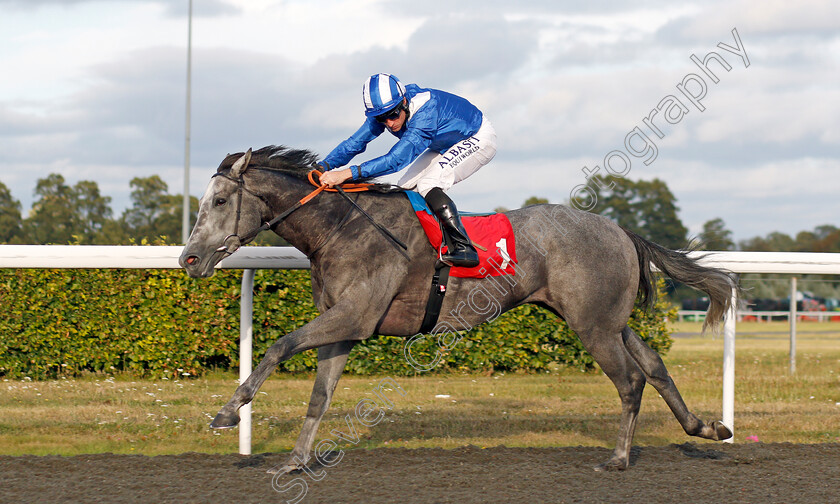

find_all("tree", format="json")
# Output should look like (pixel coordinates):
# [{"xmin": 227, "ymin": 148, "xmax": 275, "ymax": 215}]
[
  {"xmin": 148, "ymin": 193, "xmax": 198, "ymax": 244},
  {"xmin": 123, "ymin": 176, "xmax": 170, "ymax": 233},
  {"xmin": 814, "ymin": 224, "xmax": 838, "ymax": 240},
  {"xmin": 699, "ymin": 218, "xmax": 734, "ymax": 251},
  {"xmin": 492, "ymin": 196, "xmax": 549, "ymax": 214},
  {"xmin": 633, "ymin": 179, "xmax": 688, "ymax": 248},
  {"xmin": 810, "ymin": 225, "xmax": 840, "ymax": 252},
  {"xmin": 738, "ymin": 236, "xmax": 769, "ymax": 251},
  {"xmin": 766, "ymin": 231, "xmax": 796, "ymax": 251},
  {"xmin": 784, "ymin": 225, "xmax": 840, "ymax": 252},
  {"xmin": 121, "ymin": 176, "xmax": 197, "ymax": 244},
  {"xmin": 72, "ymin": 180, "xmax": 113, "ymax": 242},
  {"xmin": 793, "ymin": 230, "xmax": 818, "ymax": 252},
  {"xmin": 587, "ymin": 176, "xmax": 688, "ymax": 249},
  {"xmin": 24, "ymin": 174, "xmax": 80, "ymax": 244},
  {"xmin": 589, "ymin": 176, "xmax": 637, "ymax": 229},
  {"xmin": 0, "ymin": 181, "xmax": 23, "ymax": 244},
  {"xmin": 522, "ymin": 196, "xmax": 549, "ymax": 207},
  {"xmin": 94, "ymin": 219, "xmax": 131, "ymax": 245},
  {"xmin": 739, "ymin": 231, "xmax": 796, "ymax": 252},
  {"xmin": 22, "ymin": 174, "xmax": 114, "ymax": 244}
]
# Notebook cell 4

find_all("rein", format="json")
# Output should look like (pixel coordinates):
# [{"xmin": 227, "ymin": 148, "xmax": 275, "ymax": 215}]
[{"xmin": 213, "ymin": 167, "xmax": 408, "ymax": 259}]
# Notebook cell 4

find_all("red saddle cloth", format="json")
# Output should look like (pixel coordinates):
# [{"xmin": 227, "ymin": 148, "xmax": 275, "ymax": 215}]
[{"xmin": 414, "ymin": 210, "xmax": 517, "ymax": 278}]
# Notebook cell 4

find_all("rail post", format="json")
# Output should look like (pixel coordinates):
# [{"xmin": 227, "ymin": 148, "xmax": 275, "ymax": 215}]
[
  {"xmin": 722, "ymin": 283, "xmax": 737, "ymax": 442},
  {"xmin": 789, "ymin": 276, "xmax": 797, "ymax": 374},
  {"xmin": 239, "ymin": 269, "xmax": 255, "ymax": 455}
]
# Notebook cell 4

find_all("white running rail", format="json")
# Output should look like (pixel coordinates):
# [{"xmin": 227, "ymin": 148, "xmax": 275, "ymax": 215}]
[{"xmin": 3, "ymin": 246, "xmax": 840, "ymax": 450}]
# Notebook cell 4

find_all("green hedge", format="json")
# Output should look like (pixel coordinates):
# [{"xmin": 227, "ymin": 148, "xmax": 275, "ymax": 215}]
[{"xmin": 0, "ymin": 267, "xmax": 674, "ymax": 379}]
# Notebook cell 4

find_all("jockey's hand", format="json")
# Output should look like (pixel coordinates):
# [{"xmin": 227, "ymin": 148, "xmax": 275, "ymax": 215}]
[{"xmin": 319, "ymin": 168, "xmax": 353, "ymax": 187}]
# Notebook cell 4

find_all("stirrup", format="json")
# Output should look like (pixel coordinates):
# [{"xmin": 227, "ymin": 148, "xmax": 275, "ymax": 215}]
[{"xmin": 439, "ymin": 245, "xmax": 479, "ymax": 268}]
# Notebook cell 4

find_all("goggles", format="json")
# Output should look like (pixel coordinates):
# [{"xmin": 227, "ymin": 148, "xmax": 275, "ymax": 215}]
[{"xmin": 375, "ymin": 104, "xmax": 405, "ymax": 123}]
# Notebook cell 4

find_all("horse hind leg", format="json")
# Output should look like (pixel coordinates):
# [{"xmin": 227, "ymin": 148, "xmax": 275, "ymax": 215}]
[
  {"xmin": 621, "ymin": 326, "xmax": 732, "ymax": 441},
  {"xmin": 578, "ymin": 329, "xmax": 647, "ymax": 471},
  {"xmin": 268, "ymin": 340, "xmax": 356, "ymax": 475}
]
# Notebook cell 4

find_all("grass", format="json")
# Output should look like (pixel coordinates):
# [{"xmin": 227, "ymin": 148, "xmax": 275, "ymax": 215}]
[{"xmin": 1, "ymin": 320, "xmax": 838, "ymax": 456}]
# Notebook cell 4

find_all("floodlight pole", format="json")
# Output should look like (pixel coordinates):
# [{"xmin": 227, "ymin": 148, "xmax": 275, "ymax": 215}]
[{"xmin": 182, "ymin": 0, "xmax": 193, "ymax": 243}]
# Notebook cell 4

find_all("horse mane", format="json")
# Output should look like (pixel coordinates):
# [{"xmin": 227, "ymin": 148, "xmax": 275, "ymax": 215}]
[
  {"xmin": 217, "ymin": 145, "xmax": 321, "ymax": 180},
  {"xmin": 216, "ymin": 144, "xmax": 398, "ymax": 191}
]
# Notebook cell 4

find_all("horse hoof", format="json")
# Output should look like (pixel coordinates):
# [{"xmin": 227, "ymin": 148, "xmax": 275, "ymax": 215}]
[
  {"xmin": 712, "ymin": 420, "xmax": 733, "ymax": 441},
  {"xmin": 267, "ymin": 463, "xmax": 302, "ymax": 475},
  {"xmin": 594, "ymin": 457, "xmax": 628, "ymax": 472},
  {"xmin": 210, "ymin": 410, "xmax": 240, "ymax": 429}
]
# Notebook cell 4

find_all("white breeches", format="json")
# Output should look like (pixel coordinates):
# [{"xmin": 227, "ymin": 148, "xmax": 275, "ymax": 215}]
[{"xmin": 396, "ymin": 117, "xmax": 497, "ymax": 196}]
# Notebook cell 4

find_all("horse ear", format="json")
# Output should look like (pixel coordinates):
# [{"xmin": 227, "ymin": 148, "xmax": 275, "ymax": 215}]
[{"xmin": 230, "ymin": 148, "xmax": 252, "ymax": 178}]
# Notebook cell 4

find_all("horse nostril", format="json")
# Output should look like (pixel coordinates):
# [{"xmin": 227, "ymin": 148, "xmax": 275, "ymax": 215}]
[{"xmin": 186, "ymin": 256, "xmax": 199, "ymax": 266}]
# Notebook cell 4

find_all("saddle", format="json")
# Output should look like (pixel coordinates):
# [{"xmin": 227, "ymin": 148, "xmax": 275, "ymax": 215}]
[
  {"xmin": 404, "ymin": 191, "xmax": 516, "ymax": 278},
  {"xmin": 308, "ymin": 169, "xmax": 517, "ymax": 278},
  {"xmin": 308, "ymin": 171, "xmax": 517, "ymax": 334}
]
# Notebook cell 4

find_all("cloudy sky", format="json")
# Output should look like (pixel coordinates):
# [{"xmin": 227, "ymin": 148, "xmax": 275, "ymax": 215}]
[{"xmin": 1, "ymin": 0, "xmax": 837, "ymax": 242}]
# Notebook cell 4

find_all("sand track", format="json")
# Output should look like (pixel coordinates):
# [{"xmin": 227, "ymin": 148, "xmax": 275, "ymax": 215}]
[{"xmin": 1, "ymin": 443, "xmax": 837, "ymax": 503}]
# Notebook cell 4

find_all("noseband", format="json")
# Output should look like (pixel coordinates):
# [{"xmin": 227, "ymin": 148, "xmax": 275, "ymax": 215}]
[{"xmin": 211, "ymin": 172, "xmax": 270, "ymax": 256}]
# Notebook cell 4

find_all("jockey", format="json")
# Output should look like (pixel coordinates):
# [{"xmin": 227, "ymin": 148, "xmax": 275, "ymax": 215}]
[{"xmin": 318, "ymin": 73, "xmax": 497, "ymax": 268}]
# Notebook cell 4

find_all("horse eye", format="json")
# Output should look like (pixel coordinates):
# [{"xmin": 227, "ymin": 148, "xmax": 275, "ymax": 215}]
[{"xmin": 214, "ymin": 198, "xmax": 227, "ymax": 207}]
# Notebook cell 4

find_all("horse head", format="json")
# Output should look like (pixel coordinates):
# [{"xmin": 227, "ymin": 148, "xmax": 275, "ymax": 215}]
[{"xmin": 180, "ymin": 149, "xmax": 263, "ymax": 278}]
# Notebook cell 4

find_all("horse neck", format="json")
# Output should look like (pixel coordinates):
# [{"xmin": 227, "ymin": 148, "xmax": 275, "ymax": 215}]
[{"xmin": 257, "ymin": 171, "xmax": 349, "ymax": 256}]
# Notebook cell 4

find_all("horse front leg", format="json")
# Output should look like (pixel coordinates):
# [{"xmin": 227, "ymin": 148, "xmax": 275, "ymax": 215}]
[
  {"xmin": 268, "ymin": 340, "xmax": 356, "ymax": 475},
  {"xmin": 210, "ymin": 296, "xmax": 372, "ymax": 430},
  {"xmin": 208, "ymin": 329, "xmax": 301, "ymax": 429}
]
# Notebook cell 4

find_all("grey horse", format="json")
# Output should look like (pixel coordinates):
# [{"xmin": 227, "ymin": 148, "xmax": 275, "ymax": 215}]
[{"xmin": 179, "ymin": 145, "xmax": 735, "ymax": 473}]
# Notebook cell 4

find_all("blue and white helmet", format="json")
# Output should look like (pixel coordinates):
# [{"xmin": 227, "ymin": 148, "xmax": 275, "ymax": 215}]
[{"xmin": 362, "ymin": 73, "xmax": 406, "ymax": 117}]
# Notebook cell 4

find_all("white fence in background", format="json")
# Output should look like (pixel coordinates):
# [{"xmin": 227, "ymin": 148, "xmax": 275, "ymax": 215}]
[
  {"xmin": 0, "ymin": 245, "xmax": 310, "ymax": 270},
  {"xmin": 2, "ymin": 246, "xmax": 840, "ymax": 451},
  {"xmin": 677, "ymin": 310, "xmax": 840, "ymax": 323},
  {"xmin": 0, "ymin": 245, "xmax": 309, "ymax": 456},
  {"xmin": 667, "ymin": 251, "xmax": 840, "ymax": 441}
]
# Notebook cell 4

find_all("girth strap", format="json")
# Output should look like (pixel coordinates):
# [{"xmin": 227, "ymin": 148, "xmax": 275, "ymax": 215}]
[{"xmin": 419, "ymin": 263, "xmax": 451, "ymax": 334}]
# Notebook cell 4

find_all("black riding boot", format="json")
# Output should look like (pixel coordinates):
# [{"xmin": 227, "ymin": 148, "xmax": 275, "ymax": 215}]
[{"xmin": 424, "ymin": 187, "xmax": 480, "ymax": 268}]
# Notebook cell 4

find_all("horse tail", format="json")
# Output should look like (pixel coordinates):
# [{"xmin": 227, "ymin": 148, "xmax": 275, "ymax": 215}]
[{"xmin": 622, "ymin": 228, "xmax": 737, "ymax": 333}]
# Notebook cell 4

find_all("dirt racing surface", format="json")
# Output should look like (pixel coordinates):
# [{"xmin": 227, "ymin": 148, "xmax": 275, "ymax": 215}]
[{"xmin": 1, "ymin": 443, "xmax": 837, "ymax": 504}]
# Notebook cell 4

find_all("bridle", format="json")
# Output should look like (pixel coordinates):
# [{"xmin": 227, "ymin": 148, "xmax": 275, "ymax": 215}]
[
  {"xmin": 210, "ymin": 169, "xmax": 326, "ymax": 257},
  {"xmin": 211, "ymin": 171, "xmax": 263, "ymax": 256},
  {"xmin": 210, "ymin": 167, "xmax": 408, "ymax": 259}
]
